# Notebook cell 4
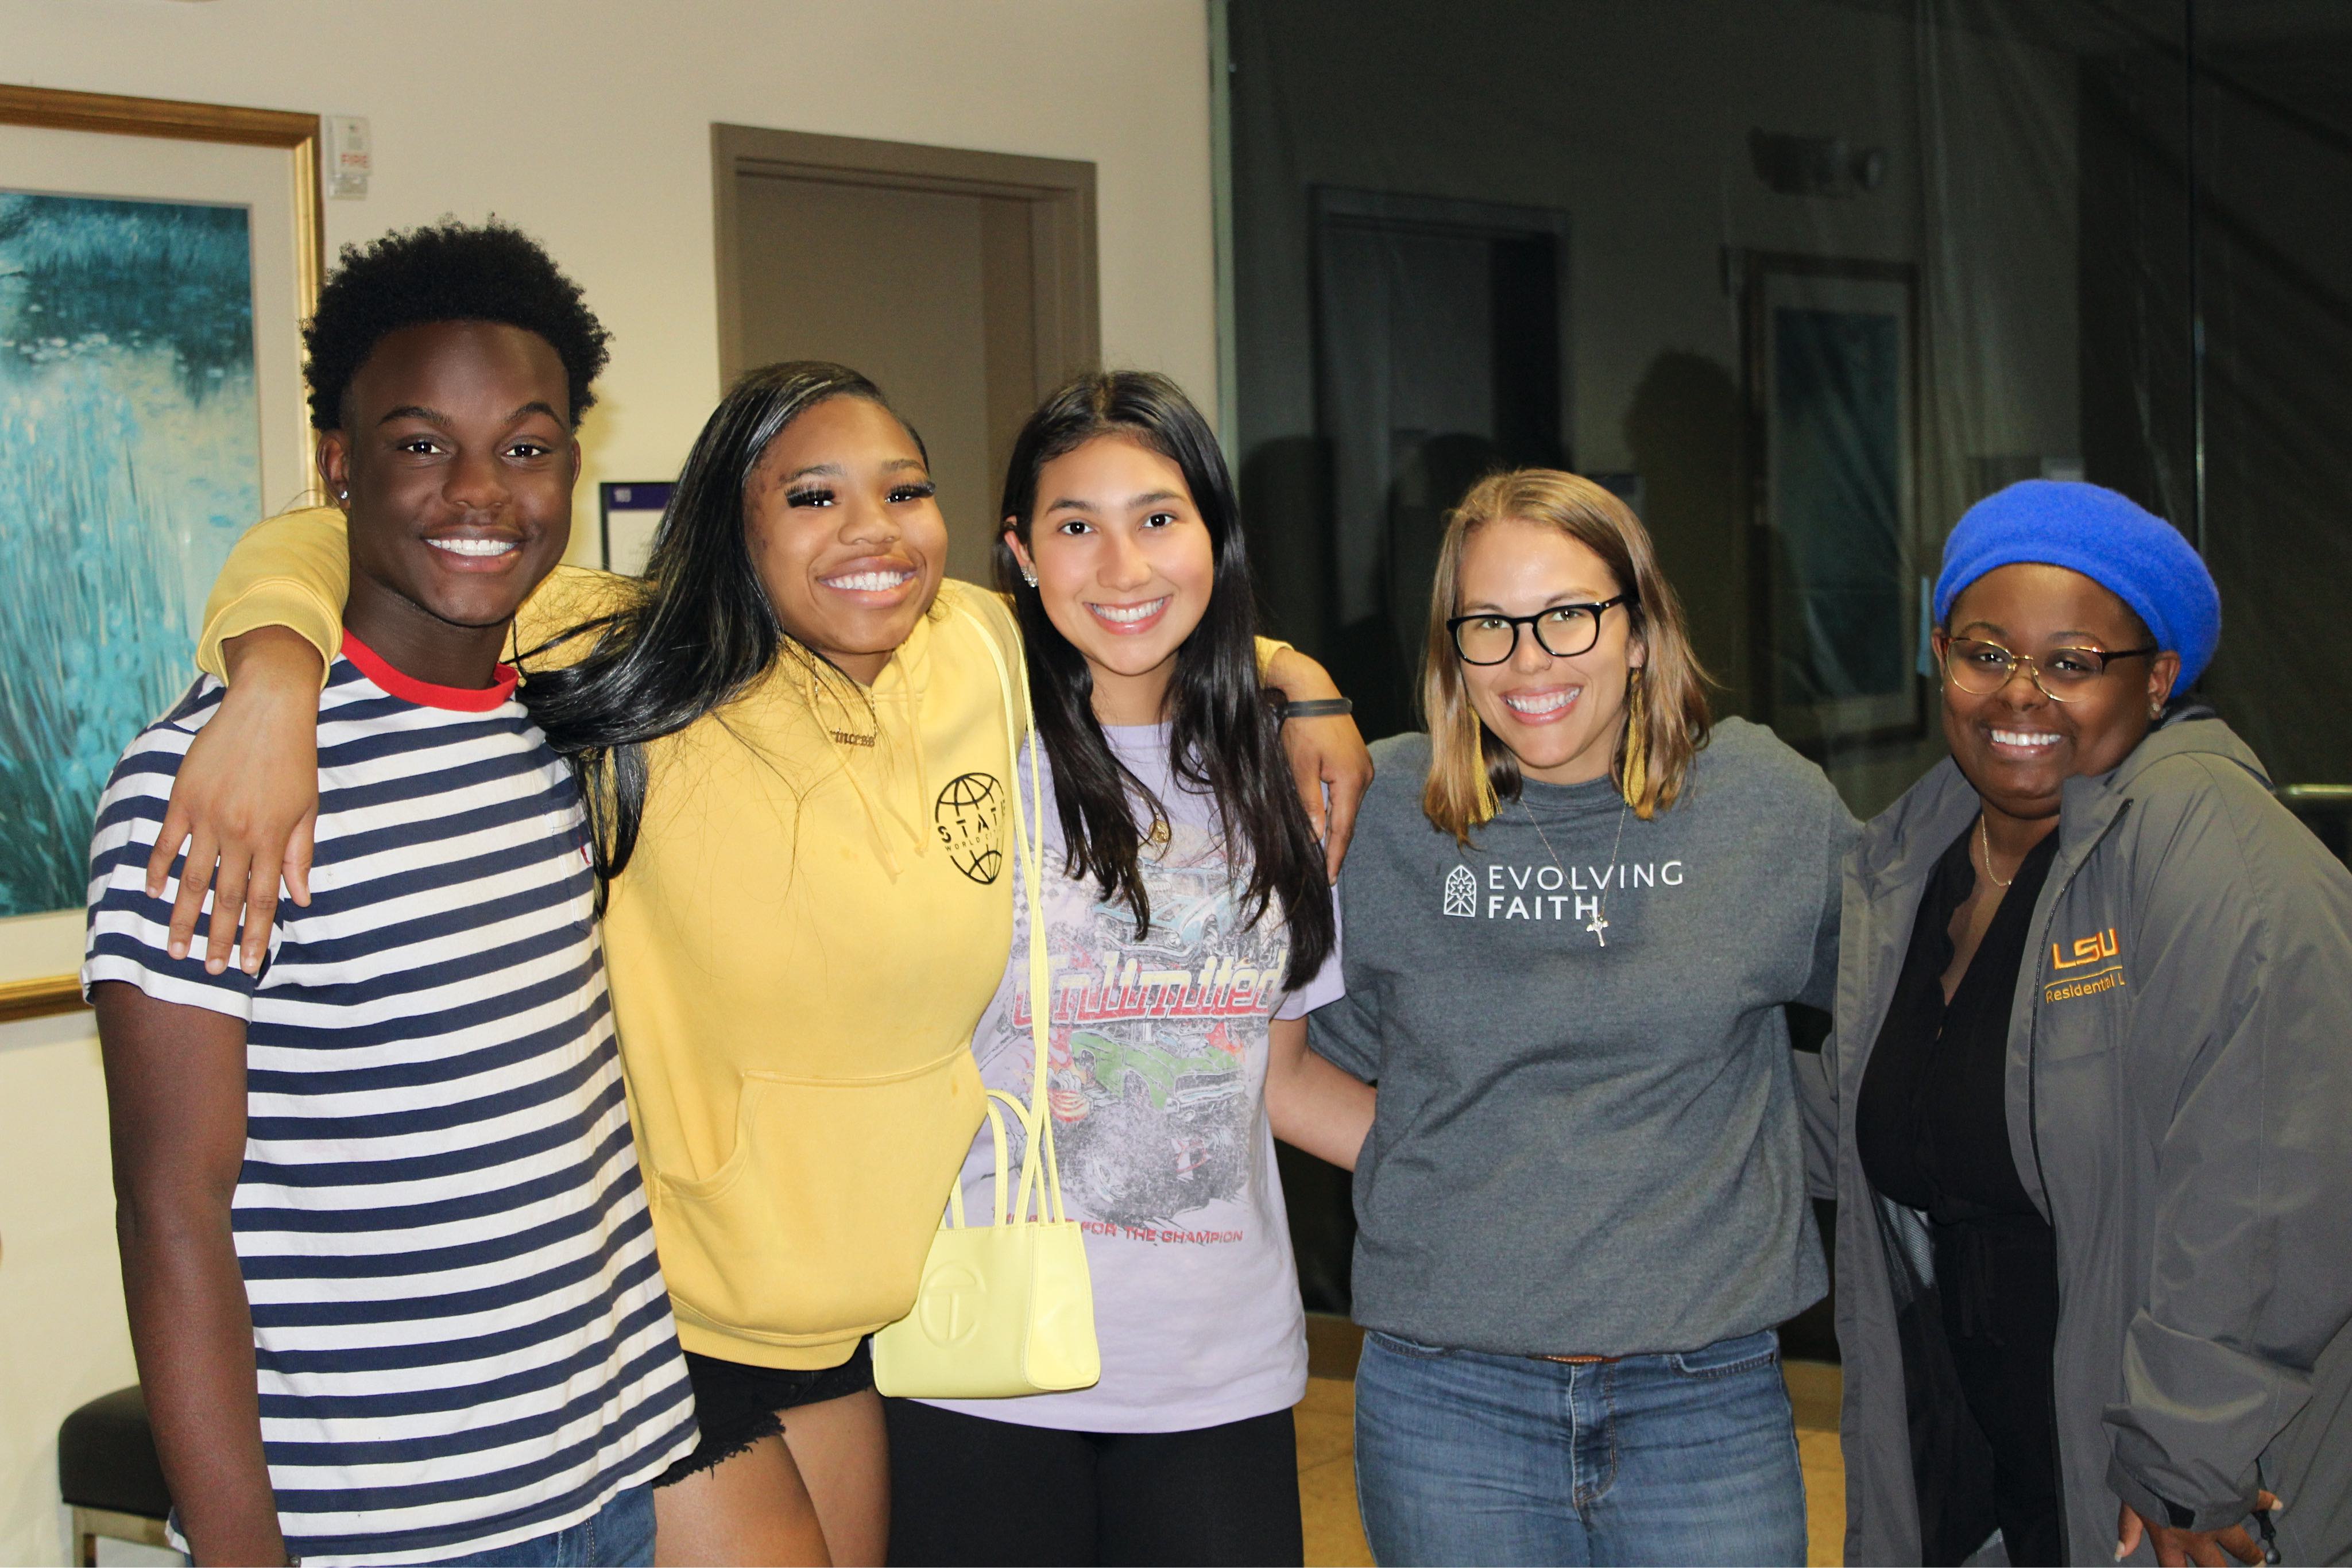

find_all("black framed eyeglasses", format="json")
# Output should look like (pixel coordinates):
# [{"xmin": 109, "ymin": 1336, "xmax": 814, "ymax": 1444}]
[
  {"xmin": 1938, "ymin": 634, "xmax": 2159, "ymax": 702},
  {"xmin": 1448, "ymin": 595, "xmax": 1636, "ymax": 666}
]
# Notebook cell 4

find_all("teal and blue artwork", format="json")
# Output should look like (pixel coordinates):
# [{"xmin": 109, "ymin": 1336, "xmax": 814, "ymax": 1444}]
[
  {"xmin": 1770, "ymin": 303, "xmax": 1905, "ymax": 709},
  {"xmin": 0, "ymin": 192, "xmax": 261, "ymax": 917}
]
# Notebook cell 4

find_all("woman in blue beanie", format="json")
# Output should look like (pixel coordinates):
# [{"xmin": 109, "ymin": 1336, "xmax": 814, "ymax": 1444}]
[{"xmin": 1806, "ymin": 481, "xmax": 2352, "ymax": 1565}]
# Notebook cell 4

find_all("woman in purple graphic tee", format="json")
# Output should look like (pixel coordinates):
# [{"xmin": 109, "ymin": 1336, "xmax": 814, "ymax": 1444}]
[{"xmin": 882, "ymin": 372, "xmax": 1370, "ymax": 1568}]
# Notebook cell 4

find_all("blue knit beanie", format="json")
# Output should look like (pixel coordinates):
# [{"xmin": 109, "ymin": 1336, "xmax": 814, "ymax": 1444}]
[{"xmin": 1933, "ymin": 479, "xmax": 2219, "ymax": 697}]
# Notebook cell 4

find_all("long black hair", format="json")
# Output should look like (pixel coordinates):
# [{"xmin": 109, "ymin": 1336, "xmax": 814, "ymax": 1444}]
[
  {"xmin": 521, "ymin": 361, "xmax": 922, "ymax": 889},
  {"xmin": 995, "ymin": 371, "xmax": 1334, "ymax": 987}
]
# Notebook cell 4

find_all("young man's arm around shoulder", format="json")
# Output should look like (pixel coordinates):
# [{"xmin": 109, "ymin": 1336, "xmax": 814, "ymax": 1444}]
[{"xmin": 94, "ymin": 983, "xmax": 287, "ymax": 1566}]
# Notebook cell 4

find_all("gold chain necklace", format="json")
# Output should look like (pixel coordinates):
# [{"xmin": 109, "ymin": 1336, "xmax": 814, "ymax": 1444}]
[
  {"xmin": 1521, "ymin": 791, "xmax": 1631, "ymax": 946},
  {"xmin": 1976, "ymin": 814, "xmax": 2016, "ymax": 891}
]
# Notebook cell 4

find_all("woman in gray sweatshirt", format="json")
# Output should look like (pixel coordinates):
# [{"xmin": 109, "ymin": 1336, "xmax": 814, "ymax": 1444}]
[{"xmin": 1309, "ymin": 470, "xmax": 1855, "ymax": 1566}]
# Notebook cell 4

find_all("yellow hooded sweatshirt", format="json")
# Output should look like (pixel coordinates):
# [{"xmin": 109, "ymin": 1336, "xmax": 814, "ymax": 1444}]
[{"xmin": 200, "ymin": 507, "xmax": 1019, "ymax": 1369}]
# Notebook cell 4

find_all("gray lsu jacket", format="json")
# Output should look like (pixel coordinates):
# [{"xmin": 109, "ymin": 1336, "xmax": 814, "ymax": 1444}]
[{"xmin": 1803, "ymin": 715, "xmax": 2352, "ymax": 1565}]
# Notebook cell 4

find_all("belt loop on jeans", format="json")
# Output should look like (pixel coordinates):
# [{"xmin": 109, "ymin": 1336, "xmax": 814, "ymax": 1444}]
[{"xmin": 1531, "ymin": 1353, "xmax": 1620, "ymax": 1364}]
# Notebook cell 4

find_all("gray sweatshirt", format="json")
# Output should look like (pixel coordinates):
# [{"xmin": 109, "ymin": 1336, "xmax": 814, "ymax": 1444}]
[{"xmin": 1310, "ymin": 719, "xmax": 1858, "ymax": 1356}]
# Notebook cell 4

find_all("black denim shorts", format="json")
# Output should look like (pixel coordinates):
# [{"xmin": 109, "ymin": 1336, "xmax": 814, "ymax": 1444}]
[{"xmin": 655, "ymin": 1338, "xmax": 875, "ymax": 1486}]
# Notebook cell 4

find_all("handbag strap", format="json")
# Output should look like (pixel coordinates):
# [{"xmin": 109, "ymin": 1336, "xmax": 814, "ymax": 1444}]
[
  {"xmin": 968, "ymin": 600, "xmax": 1067, "ymax": 1228},
  {"xmin": 945, "ymin": 1095, "xmax": 1011, "ymax": 1229}
]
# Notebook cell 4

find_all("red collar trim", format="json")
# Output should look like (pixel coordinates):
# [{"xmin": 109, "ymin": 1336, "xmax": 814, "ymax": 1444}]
[{"xmin": 341, "ymin": 631, "xmax": 520, "ymax": 713}]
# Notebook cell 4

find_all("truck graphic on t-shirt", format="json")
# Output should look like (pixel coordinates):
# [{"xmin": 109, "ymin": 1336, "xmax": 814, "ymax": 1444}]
[
  {"xmin": 1070, "ymin": 1029, "xmax": 1242, "ymax": 1112},
  {"xmin": 979, "ymin": 804, "xmax": 1315, "ymax": 1234}
]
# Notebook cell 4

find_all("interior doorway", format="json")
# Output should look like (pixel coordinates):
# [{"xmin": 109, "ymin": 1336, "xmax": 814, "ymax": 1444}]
[
  {"xmin": 1311, "ymin": 187, "xmax": 1572, "ymax": 741},
  {"xmin": 711, "ymin": 125, "xmax": 1100, "ymax": 584}
]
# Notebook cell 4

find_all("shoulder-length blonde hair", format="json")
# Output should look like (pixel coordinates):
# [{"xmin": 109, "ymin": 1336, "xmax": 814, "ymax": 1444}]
[{"xmin": 1422, "ymin": 469, "xmax": 1712, "ymax": 842}]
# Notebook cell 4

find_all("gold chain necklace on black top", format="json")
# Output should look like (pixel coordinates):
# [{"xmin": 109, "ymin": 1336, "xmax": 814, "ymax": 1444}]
[
  {"xmin": 1976, "ymin": 814, "xmax": 2016, "ymax": 891},
  {"xmin": 1522, "ymin": 790, "xmax": 1631, "ymax": 947}
]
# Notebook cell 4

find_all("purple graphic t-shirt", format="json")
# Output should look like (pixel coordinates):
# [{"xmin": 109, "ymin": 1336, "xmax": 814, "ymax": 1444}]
[{"xmin": 922, "ymin": 722, "xmax": 1344, "ymax": 1433}]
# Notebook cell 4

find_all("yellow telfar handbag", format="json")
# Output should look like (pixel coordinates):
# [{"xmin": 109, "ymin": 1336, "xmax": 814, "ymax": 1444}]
[{"xmin": 870, "ymin": 614, "xmax": 1101, "ymax": 1399}]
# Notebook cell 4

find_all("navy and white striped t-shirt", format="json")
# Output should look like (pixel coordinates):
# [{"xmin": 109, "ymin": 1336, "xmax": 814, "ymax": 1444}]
[{"xmin": 82, "ymin": 638, "xmax": 695, "ymax": 1566}]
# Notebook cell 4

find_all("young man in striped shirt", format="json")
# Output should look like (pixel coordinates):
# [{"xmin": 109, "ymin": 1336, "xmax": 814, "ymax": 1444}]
[{"xmin": 84, "ymin": 223, "xmax": 695, "ymax": 1567}]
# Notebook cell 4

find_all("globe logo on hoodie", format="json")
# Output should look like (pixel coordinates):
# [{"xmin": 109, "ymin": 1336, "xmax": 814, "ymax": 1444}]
[{"xmin": 935, "ymin": 772, "xmax": 1007, "ymax": 884}]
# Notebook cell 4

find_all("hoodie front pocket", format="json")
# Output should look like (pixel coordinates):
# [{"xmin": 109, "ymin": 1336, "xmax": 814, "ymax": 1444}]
[{"xmin": 653, "ymin": 1052, "xmax": 985, "ymax": 1344}]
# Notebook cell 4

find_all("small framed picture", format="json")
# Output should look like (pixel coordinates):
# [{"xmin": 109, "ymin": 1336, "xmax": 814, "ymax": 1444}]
[
  {"xmin": 1738, "ymin": 250, "xmax": 1924, "ymax": 753},
  {"xmin": 599, "ymin": 482, "xmax": 673, "ymax": 577}
]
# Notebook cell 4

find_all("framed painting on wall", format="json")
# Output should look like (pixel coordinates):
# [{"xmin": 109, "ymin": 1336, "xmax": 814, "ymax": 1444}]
[
  {"xmin": 0, "ymin": 86, "xmax": 322, "ymax": 1022},
  {"xmin": 1738, "ymin": 251, "xmax": 1924, "ymax": 754}
]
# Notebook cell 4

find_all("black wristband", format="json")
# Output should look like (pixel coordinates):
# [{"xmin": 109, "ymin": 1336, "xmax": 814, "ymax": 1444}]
[{"xmin": 1276, "ymin": 696, "xmax": 1353, "ymax": 722}]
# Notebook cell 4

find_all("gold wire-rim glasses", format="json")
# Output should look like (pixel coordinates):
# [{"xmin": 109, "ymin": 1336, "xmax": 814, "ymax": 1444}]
[{"xmin": 1936, "ymin": 633, "xmax": 2159, "ymax": 703}]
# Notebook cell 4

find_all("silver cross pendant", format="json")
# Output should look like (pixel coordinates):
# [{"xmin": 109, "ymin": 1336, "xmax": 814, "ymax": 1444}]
[{"xmin": 1585, "ymin": 911, "xmax": 1610, "ymax": 946}]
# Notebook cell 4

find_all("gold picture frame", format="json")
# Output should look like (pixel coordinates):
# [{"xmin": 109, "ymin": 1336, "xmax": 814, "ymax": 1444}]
[{"xmin": 0, "ymin": 86, "xmax": 323, "ymax": 1022}]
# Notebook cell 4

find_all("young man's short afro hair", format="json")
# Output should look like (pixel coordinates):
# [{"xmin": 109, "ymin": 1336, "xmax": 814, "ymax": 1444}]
[{"xmin": 303, "ymin": 218, "xmax": 609, "ymax": 431}]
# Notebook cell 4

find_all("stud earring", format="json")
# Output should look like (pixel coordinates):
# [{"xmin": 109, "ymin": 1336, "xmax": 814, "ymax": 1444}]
[
  {"xmin": 1020, "ymin": 567, "xmax": 1038, "ymax": 588},
  {"xmin": 336, "ymin": 489, "xmax": 348, "ymax": 501}
]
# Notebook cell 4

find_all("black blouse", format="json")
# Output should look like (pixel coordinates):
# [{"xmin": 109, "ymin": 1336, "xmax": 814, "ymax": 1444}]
[
  {"xmin": 1856, "ymin": 823, "xmax": 2059, "ymax": 1219},
  {"xmin": 1855, "ymin": 819, "xmax": 2067, "ymax": 1566}
]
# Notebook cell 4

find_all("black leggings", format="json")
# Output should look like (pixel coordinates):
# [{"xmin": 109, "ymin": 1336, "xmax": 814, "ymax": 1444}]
[{"xmin": 884, "ymin": 1397, "xmax": 1303, "ymax": 1567}]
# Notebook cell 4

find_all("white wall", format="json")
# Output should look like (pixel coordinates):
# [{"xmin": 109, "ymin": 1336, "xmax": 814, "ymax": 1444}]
[
  {"xmin": 0, "ymin": 3, "xmax": 1217, "ymax": 1559},
  {"xmin": 0, "ymin": 1013, "xmax": 138, "ymax": 1568}
]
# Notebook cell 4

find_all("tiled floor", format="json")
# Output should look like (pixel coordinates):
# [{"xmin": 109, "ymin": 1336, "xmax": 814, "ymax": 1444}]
[{"xmin": 1297, "ymin": 1361, "xmax": 1848, "ymax": 1568}]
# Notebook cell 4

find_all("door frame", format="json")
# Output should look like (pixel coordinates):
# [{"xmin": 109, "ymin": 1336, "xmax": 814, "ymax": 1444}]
[
  {"xmin": 710, "ymin": 123, "xmax": 1099, "ymax": 394},
  {"xmin": 1305, "ymin": 184, "xmax": 1574, "ymax": 681},
  {"xmin": 1309, "ymin": 185, "xmax": 1576, "ymax": 477}
]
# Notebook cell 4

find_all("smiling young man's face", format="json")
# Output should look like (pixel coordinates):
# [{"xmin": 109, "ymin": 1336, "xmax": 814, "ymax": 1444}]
[
  {"xmin": 1937, "ymin": 562, "xmax": 2179, "ymax": 823},
  {"xmin": 320, "ymin": 319, "xmax": 578, "ymax": 683}
]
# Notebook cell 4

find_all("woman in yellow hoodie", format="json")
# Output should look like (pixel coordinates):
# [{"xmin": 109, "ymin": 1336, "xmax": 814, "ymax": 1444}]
[{"xmin": 155, "ymin": 362, "xmax": 1368, "ymax": 1565}]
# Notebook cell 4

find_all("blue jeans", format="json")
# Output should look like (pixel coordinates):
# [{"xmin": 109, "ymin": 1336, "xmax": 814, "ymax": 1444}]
[
  {"xmin": 1353, "ymin": 1326, "xmax": 1806, "ymax": 1566},
  {"xmin": 423, "ymin": 1482, "xmax": 657, "ymax": 1567}
]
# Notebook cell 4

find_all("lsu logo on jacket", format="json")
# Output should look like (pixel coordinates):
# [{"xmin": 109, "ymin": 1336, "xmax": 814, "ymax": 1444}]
[{"xmin": 2043, "ymin": 927, "xmax": 2125, "ymax": 1004}]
